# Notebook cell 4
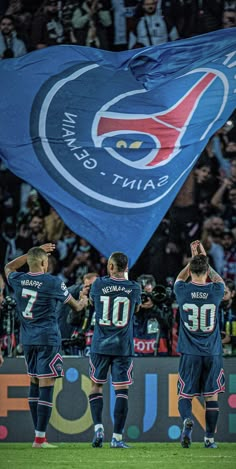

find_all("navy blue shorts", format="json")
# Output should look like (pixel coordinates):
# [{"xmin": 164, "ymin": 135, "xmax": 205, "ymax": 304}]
[
  {"xmin": 177, "ymin": 354, "xmax": 225, "ymax": 398},
  {"xmin": 89, "ymin": 353, "xmax": 133, "ymax": 386},
  {"xmin": 24, "ymin": 345, "xmax": 64, "ymax": 379}
]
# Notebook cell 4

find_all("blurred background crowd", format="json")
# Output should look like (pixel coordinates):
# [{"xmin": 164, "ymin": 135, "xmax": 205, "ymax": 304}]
[{"xmin": 0, "ymin": 0, "xmax": 236, "ymax": 359}]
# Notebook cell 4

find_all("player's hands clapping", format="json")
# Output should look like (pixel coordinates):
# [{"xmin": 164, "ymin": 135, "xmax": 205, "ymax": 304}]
[
  {"xmin": 190, "ymin": 240, "xmax": 207, "ymax": 257},
  {"xmin": 40, "ymin": 243, "xmax": 56, "ymax": 255},
  {"xmin": 190, "ymin": 240, "xmax": 200, "ymax": 257}
]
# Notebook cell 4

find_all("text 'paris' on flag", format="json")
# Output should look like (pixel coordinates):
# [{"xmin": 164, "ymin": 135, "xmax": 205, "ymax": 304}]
[{"xmin": 0, "ymin": 28, "xmax": 236, "ymax": 266}]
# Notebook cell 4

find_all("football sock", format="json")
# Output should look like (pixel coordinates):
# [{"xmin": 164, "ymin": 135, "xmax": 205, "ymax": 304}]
[
  {"xmin": 113, "ymin": 389, "xmax": 128, "ymax": 434},
  {"xmin": 95, "ymin": 424, "xmax": 104, "ymax": 432},
  {"xmin": 205, "ymin": 401, "xmax": 219, "ymax": 438},
  {"xmin": 112, "ymin": 432, "xmax": 122, "ymax": 441},
  {"xmin": 28, "ymin": 382, "xmax": 39, "ymax": 429},
  {"xmin": 89, "ymin": 393, "xmax": 103, "ymax": 426},
  {"xmin": 178, "ymin": 397, "xmax": 192, "ymax": 421},
  {"xmin": 36, "ymin": 386, "xmax": 54, "ymax": 433}
]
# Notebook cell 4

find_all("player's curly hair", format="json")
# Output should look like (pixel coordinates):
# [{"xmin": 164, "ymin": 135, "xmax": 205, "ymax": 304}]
[
  {"xmin": 189, "ymin": 254, "xmax": 209, "ymax": 276},
  {"xmin": 110, "ymin": 252, "xmax": 128, "ymax": 272}
]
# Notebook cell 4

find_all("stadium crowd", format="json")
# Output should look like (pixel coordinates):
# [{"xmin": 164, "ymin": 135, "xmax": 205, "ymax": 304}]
[{"xmin": 0, "ymin": 0, "xmax": 236, "ymax": 358}]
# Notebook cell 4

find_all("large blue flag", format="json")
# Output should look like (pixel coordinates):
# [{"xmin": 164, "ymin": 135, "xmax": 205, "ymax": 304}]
[{"xmin": 0, "ymin": 29, "xmax": 236, "ymax": 266}]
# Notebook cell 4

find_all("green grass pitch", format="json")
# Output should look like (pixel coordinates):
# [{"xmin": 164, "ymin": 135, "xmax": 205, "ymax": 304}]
[{"xmin": 1, "ymin": 443, "xmax": 236, "ymax": 469}]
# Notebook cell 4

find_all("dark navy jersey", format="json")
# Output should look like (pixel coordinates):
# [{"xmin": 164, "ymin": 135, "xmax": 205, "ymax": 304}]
[
  {"xmin": 90, "ymin": 275, "xmax": 141, "ymax": 356},
  {"xmin": 174, "ymin": 280, "xmax": 225, "ymax": 356},
  {"xmin": 7, "ymin": 271, "xmax": 71, "ymax": 346}
]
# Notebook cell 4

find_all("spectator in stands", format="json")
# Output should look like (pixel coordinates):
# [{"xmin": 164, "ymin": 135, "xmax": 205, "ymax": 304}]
[
  {"xmin": 17, "ymin": 215, "xmax": 47, "ymax": 252},
  {"xmin": 95, "ymin": 253, "xmax": 108, "ymax": 276},
  {"xmin": 194, "ymin": 158, "xmax": 219, "ymax": 219},
  {"xmin": 61, "ymin": 0, "xmax": 79, "ymax": 43},
  {"xmin": 0, "ymin": 217, "xmax": 18, "ymax": 266},
  {"xmin": 128, "ymin": 0, "xmax": 182, "ymax": 49},
  {"xmin": 63, "ymin": 248, "xmax": 97, "ymax": 286},
  {"xmin": 222, "ymin": 2, "xmax": 236, "ymax": 28},
  {"xmin": 211, "ymin": 158, "xmax": 236, "ymax": 213},
  {"xmin": 111, "ymin": 0, "xmax": 138, "ymax": 51},
  {"xmin": 5, "ymin": 0, "xmax": 33, "ymax": 48},
  {"xmin": 44, "ymin": 207, "xmax": 65, "ymax": 242},
  {"xmin": 17, "ymin": 189, "xmax": 43, "ymax": 229},
  {"xmin": 164, "ymin": 170, "xmax": 201, "ymax": 279},
  {"xmin": 56, "ymin": 226, "xmax": 78, "ymax": 263},
  {"xmin": 222, "ymin": 186, "xmax": 236, "ymax": 238},
  {"xmin": 30, "ymin": 0, "xmax": 64, "ymax": 50},
  {"xmin": 220, "ymin": 279, "xmax": 236, "ymax": 355},
  {"xmin": 0, "ymin": 14, "xmax": 27, "ymax": 58},
  {"xmin": 221, "ymin": 229, "xmax": 236, "ymax": 282},
  {"xmin": 179, "ymin": 0, "xmax": 224, "ymax": 38},
  {"xmin": 130, "ymin": 217, "xmax": 170, "ymax": 284},
  {"xmin": 128, "ymin": 0, "xmax": 168, "ymax": 48},
  {"xmin": 201, "ymin": 215, "xmax": 225, "ymax": 274},
  {"xmin": 72, "ymin": 0, "xmax": 112, "ymax": 49}
]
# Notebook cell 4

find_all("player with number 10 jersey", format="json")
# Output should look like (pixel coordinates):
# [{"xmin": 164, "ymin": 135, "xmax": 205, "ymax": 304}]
[{"xmin": 90, "ymin": 275, "xmax": 141, "ymax": 356}]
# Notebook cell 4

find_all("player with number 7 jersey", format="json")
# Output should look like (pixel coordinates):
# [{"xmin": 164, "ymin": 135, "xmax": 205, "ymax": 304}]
[{"xmin": 4, "ymin": 243, "xmax": 86, "ymax": 449}]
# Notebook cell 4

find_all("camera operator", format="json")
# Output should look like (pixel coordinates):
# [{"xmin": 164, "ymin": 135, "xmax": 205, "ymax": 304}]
[
  {"xmin": 134, "ymin": 275, "xmax": 174, "ymax": 356},
  {"xmin": 219, "ymin": 279, "xmax": 236, "ymax": 356},
  {"xmin": 0, "ymin": 272, "xmax": 20, "ymax": 360},
  {"xmin": 58, "ymin": 272, "xmax": 98, "ymax": 356}
]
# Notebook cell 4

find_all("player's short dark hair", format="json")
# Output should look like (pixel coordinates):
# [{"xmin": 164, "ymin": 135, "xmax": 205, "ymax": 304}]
[
  {"xmin": 110, "ymin": 252, "xmax": 128, "ymax": 271},
  {"xmin": 27, "ymin": 247, "xmax": 47, "ymax": 265},
  {"xmin": 189, "ymin": 254, "xmax": 209, "ymax": 276}
]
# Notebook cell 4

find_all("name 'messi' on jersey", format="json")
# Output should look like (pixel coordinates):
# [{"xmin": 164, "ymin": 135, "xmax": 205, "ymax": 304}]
[{"xmin": 191, "ymin": 292, "xmax": 209, "ymax": 299}]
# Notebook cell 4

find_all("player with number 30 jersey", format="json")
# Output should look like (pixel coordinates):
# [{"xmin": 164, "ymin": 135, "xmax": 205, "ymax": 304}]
[
  {"xmin": 174, "ymin": 240, "xmax": 225, "ymax": 450},
  {"xmin": 174, "ymin": 281, "xmax": 224, "ymax": 356}
]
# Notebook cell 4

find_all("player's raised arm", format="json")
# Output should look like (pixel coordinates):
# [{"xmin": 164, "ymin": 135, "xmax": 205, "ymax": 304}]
[
  {"xmin": 175, "ymin": 263, "xmax": 190, "ymax": 282},
  {"xmin": 175, "ymin": 240, "xmax": 203, "ymax": 282},
  {"xmin": 4, "ymin": 243, "xmax": 56, "ymax": 278},
  {"xmin": 208, "ymin": 265, "xmax": 225, "ymax": 284},
  {"xmin": 197, "ymin": 241, "xmax": 225, "ymax": 285}
]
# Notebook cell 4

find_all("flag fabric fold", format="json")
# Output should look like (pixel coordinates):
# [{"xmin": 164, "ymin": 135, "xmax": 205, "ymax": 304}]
[{"xmin": 0, "ymin": 28, "xmax": 236, "ymax": 266}]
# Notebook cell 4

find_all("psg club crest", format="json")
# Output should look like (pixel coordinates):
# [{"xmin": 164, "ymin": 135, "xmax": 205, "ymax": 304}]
[{"xmin": 30, "ymin": 62, "xmax": 227, "ymax": 211}]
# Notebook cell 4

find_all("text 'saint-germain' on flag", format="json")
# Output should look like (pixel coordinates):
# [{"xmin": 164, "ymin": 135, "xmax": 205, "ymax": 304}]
[{"xmin": 0, "ymin": 28, "xmax": 236, "ymax": 266}]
